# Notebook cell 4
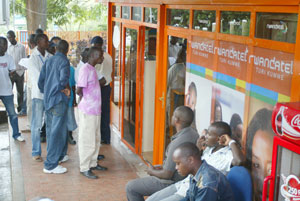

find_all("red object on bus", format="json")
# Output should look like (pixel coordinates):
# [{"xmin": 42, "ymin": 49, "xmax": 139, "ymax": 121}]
[{"xmin": 263, "ymin": 102, "xmax": 300, "ymax": 201}]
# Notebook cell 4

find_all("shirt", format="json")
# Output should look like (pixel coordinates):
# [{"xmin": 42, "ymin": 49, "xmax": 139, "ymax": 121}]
[
  {"xmin": 28, "ymin": 48, "xmax": 52, "ymax": 100},
  {"xmin": 77, "ymin": 63, "xmax": 101, "ymax": 116},
  {"xmin": 95, "ymin": 52, "xmax": 112, "ymax": 85},
  {"xmin": 68, "ymin": 66, "xmax": 76, "ymax": 107},
  {"xmin": 0, "ymin": 54, "xmax": 16, "ymax": 96},
  {"xmin": 161, "ymin": 127, "xmax": 199, "ymax": 184},
  {"xmin": 75, "ymin": 60, "xmax": 85, "ymax": 83},
  {"xmin": 182, "ymin": 160, "xmax": 234, "ymax": 201},
  {"xmin": 38, "ymin": 52, "xmax": 70, "ymax": 111},
  {"xmin": 7, "ymin": 43, "xmax": 26, "ymax": 76}
]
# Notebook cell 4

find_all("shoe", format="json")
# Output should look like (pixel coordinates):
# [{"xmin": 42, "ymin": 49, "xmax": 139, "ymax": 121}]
[
  {"xmin": 90, "ymin": 165, "xmax": 108, "ymax": 171},
  {"xmin": 80, "ymin": 170, "xmax": 98, "ymax": 179},
  {"xmin": 97, "ymin": 154, "xmax": 105, "ymax": 160},
  {"xmin": 40, "ymin": 136, "xmax": 46, "ymax": 143},
  {"xmin": 32, "ymin": 155, "xmax": 43, "ymax": 162},
  {"xmin": 59, "ymin": 155, "xmax": 69, "ymax": 163},
  {"xmin": 101, "ymin": 140, "xmax": 110, "ymax": 145},
  {"xmin": 15, "ymin": 135, "xmax": 25, "ymax": 142},
  {"xmin": 43, "ymin": 165, "xmax": 67, "ymax": 174}
]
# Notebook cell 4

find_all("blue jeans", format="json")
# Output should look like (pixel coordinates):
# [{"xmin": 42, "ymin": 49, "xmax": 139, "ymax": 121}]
[
  {"xmin": 0, "ymin": 95, "xmax": 20, "ymax": 139},
  {"xmin": 101, "ymin": 85, "xmax": 111, "ymax": 143},
  {"xmin": 31, "ymin": 98, "xmax": 44, "ymax": 156},
  {"xmin": 20, "ymin": 85, "xmax": 27, "ymax": 114},
  {"xmin": 44, "ymin": 101, "xmax": 68, "ymax": 170}
]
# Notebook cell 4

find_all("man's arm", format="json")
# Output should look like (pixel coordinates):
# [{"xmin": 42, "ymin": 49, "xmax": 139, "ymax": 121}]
[
  {"xmin": 146, "ymin": 166, "xmax": 174, "ymax": 180},
  {"xmin": 59, "ymin": 60, "xmax": 70, "ymax": 90},
  {"xmin": 220, "ymin": 134, "xmax": 245, "ymax": 166},
  {"xmin": 99, "ymin": 77, "xmax": 106, "ymax": 86}
]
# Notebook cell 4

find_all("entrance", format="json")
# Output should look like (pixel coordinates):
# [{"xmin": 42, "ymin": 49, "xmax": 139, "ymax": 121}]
[{"xmin": 120, "ymin": 25, "xmax": 157, "ymax": 158}]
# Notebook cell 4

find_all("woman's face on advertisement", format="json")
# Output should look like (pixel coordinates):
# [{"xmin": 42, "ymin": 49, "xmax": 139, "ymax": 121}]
[
  {"xmin": 252, "ymin": 129, "xmax": 273, "ymax": 201},
  {"xmin": 185, "ymin": 89, "xmax": 196, "ymax": 111}
]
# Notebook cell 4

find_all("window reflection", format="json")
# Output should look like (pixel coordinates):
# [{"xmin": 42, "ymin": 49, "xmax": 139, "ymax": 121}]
[
  {"xmin": 167, "ymin": 9, "xmax": 190, "ymax": 29},
  {"xmin": 132, "ymin": 7, "xmax": 142, "ymax": 21},
  {"xmin": 221, "ymin": 11, "xmax": 250, "ymax": 36},
  {"xmin": 256, "ymin": 12, "xmax": 298, "ymax": 43},
  {"xmin": 122, "ymin": 6, "xmax": 130, "ymax": 19},
  {"xmin": 193, "ymin": 10, "xmax": 216, "ymax": 32},
  {"xmin": 145, "ymin": 8, "xmax": 158, "ymax": 24}
]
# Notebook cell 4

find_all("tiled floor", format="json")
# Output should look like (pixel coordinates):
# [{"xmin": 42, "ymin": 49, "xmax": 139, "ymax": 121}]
[{"xmin": 13, "ymin": 113, "xmax": 147, "ymax": 201}]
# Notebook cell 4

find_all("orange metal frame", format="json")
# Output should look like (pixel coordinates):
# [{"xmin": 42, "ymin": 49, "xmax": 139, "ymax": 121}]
[{"xmin": 108, "ymin": 2, "xmax": 300, "ymax": 165}]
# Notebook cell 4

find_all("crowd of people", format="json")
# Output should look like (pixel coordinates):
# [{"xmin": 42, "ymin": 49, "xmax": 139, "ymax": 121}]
[{"xmin": 0, "ymin": 28, "xmax": 113, "ymax": 179}]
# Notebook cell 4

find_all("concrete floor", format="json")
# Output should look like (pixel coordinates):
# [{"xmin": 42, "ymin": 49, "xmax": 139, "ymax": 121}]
[{"xmin": 0, "ymin": 110, "xmax": 148, "ymax": 201}]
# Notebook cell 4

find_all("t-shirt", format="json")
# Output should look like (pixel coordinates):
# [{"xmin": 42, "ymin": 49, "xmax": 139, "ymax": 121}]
[
  {"xmin": 0, "ymin": 54, "xmax": 16, "ymax": 96},
  {"xmin": 95, "ymin": 52, "xmax": 113, "ymax": 86},
  {"xmin": 68, "ymin": 66, "xmax": 76, "ymax": 107},
  {"xmin": 161, "ymin": 126, "xmax": 199, "ymax": 183},
  {"xmin": 77, "ymin": 63, "xmax": 101, "ymax": 116}
]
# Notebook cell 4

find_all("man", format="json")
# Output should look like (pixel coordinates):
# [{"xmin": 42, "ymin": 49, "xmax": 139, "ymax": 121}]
[
  {"xmin": 77, "ymin": 47, "xmax": 107, "ymax": 179},
  {"xmin": 7, "ymin": 30, "xmax": 26, "ymax": 114},
  {"xmin": 29, "ymin": 34, "xmax": 51, "ymax": 162},
  {"xmin": 168, "ymin": 36, "xmax": 181, "ymax": 67},
  {"xmin": 147, "ymin": 121, "xmax": 244, "ymax": 201},
  {"xmin": 172, "ymin": 142, "xmax": 234, "ymax": 201},
  {"xmin": 126, "ymin": 106, "xmax": 199, "ymax": 201},
  {"xmin": 0, "ymin": 37, "xmax": 25, "ymax": 142},
  {"xmin": 91, "ymin": 36, "xmax": 113, "ymax": 145},
  {"xmin": 38, "ymin": 40, "xmax": 70, "ymax": 174}
]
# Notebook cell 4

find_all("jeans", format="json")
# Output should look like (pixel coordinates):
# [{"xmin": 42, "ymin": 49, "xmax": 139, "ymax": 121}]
[
  {"xmin": 31, "ymin": 98, "xmax": 44, "ymax": 156},
  {"xmin": 101, "ymin": 85, "xmax": 111, "ymax": 143},
  {"xmin": 10, "ymin": 73, "xmax": 24, "ymax": 112},
  {"xmin": 0, "ymin": 95, "xmax": 20, "ymax": 139},
  {"xmin": 44, "ymin": 101, "xmax": 68, "ymax": 170},
  {"xmin": 20, "ymin": 85, "xmax": 27, "ymax": 114},
  {"xmin": 126, "ymin": 176, "xmax": 172, "ymax": 201}
]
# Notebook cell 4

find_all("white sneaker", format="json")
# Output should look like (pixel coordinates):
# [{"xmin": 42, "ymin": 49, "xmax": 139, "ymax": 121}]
[
  {"xmin": 43, "ymin": 165, "xmax": 67, "ymax": 174},
  {"xmin": 59, "ymin": 155, "xmax": 69, "ymax": 163},
  {"xmin": 15, "ymin": 135, "xmax": 25, "ymax": 142}
]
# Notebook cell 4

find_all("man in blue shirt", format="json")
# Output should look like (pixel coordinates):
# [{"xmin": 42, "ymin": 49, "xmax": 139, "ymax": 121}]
[
  {"xmin": 173, "ymin": 142, "xmax": 234, "ymax": 201},
  {"xmin": 38, "ymin": 40, "xmax": 70, "ymax": 174}
]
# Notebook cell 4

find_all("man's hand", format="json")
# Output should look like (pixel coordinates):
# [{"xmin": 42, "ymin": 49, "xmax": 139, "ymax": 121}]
[
  {"xmin": 146, "ymin": 165, "xmax": 163, "ymax": 176},
  {"xmin": 196, "ymin": 136, "xmax": 206, "ymax": 151},
  {"xmin": 61, "ymin": 88, "xmax": 70, "ymax": 97},
  {"xmin": 219, "ymin": 134, "xmax": 232, "ymax": 146}
]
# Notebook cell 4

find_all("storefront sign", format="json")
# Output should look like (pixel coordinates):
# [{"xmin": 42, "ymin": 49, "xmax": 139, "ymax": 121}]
[
  {"xmin": 190, "ymin": 36, "xmax": 215, "ymax": 69},
  {"xmin": 251, "ymin": 47, "xmax": 293, "ymax": 96}
]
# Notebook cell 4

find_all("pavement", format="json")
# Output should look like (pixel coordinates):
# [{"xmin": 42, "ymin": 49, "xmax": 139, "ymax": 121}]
[{"xmin": 0, "ymin": 109, "xmax": 148, "ymax": 201}]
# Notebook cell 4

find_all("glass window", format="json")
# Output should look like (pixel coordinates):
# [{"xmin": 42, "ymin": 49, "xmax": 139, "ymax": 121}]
[
  {"xmin": 144, "ymin": 7, "xmax": 158, "ymax": 24},
  {"xmin": 132, "ymin": 7, "xmax": 142, "ymax": 21},
  {"xmin": 193, "ymin": 10, "xmax": 216, "ymax": 32},
  {"xmin": 220, "ymin": 11, "xmax": 250, "ymax": 36},
  {"xmin": 122, "ymin": 6, "xmax": 130, "ymax": 19},
  {"xmin": 167, "ymin": 9, "xmax": 190, "ymax": 29},
  {"xmin": 112, "ymin": 5, "xmax": 120, "ymax": 18},
  {"xmin": 256, "ymin": 12, "xmax": 298, "ymax": 43}
]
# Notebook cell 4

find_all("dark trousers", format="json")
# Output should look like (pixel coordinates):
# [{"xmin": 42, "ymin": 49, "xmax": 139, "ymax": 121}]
[
  {"xmin": 10, "ymin": 73, "xmax": 24, "ymax": 112},
  {"xmin": 101, "ymin": 85, "xmax": 111, "ymax": 143}
]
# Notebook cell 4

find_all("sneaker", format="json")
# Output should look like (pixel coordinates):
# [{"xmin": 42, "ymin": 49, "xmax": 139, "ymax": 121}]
[
  {"xmin": 43, "ymin": 165, "xmax": 67, "ymax": 174},
  {"xmin": 32, "ymin": 155, "xmax": 43, "ymax": 162},
  {"xmin": 59, "ymin": 155, "xmax": 69, "ymax": 163},
  {"xmin": 15, "ymin": 135, "xmax": 25, "ymax": 142}
]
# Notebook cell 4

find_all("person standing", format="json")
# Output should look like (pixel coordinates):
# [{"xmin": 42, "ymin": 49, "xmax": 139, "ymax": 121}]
[
  {"xmin": 91, "ymin": 36, "xmax": 113, "ymax": 145},
  {"xmin": 0, "ymin": 37, "xmax": 25, "ymax": 142},
  {"xmin": 38, "ymin": 40, "xmax": 70, "ymax": 174},
  {"xmin": 6, "ymin": 30, "xmax": 26, "ymax": 114},
  {"xmin": 77, "ymin": 47, "xmax": 107, "ymax": 179},
  {"xmin": 29, "ymin": 34, "xmax": 51, "ymax": 162}
]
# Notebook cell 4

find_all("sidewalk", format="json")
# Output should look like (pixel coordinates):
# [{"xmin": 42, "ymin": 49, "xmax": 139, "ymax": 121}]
[{"xmin": 4, "ymin": 112, "xmax": 148, "ymax": 201}]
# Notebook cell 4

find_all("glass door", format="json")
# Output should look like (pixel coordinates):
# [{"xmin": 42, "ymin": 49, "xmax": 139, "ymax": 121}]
[{"xmin": 121, "ymin": 25, "xmax": 141, "ymax": 152}]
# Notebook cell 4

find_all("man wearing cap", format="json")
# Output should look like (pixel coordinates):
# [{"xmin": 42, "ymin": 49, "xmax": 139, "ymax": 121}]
[
  {"xmin": 90, "ymin": 36, "xmax": 113, "ymax": 148},
  {"xmin": 7, "ymin": 30, "xmax": 26, "ymax": 114}
]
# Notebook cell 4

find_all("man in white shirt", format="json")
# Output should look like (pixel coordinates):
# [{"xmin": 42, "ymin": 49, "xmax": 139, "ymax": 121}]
[
  {"xmin": 28, "ymin": 34, "xmax": 52, "ymax": 162},
  {"xmin": 7, "ymin": 30, "xmax": 26, "ymax": 114},
  {"xmin": 168, "ymin": 36, "xmax": 181, "ymax": 67},
  {"xmin": 91, "ymin": 36, "xmax": 113, "ymax": 146},
  {"xmin": 0, "ymin": 37, "xmax": 25, "ymax": 142}
]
